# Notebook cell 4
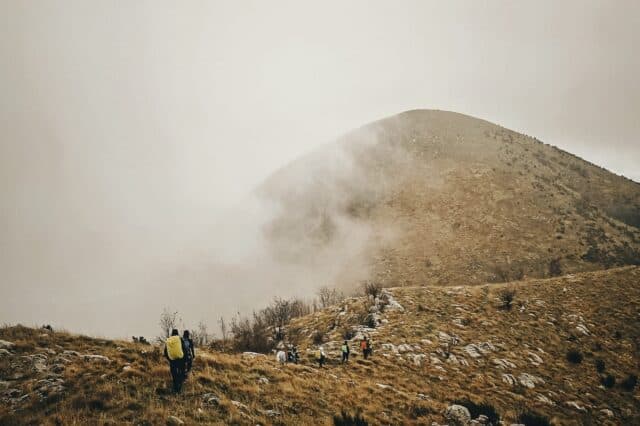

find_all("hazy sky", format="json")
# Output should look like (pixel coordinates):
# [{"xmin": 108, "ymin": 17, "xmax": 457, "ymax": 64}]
[{"xmin": 1, "ymin": 1, "xmax": 639, "ymax": 337}]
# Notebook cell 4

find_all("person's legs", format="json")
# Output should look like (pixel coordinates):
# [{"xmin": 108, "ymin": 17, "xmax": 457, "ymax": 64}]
[{"xmin": 169, "ymin": 360, "xmax": 180, "ymax": 392}]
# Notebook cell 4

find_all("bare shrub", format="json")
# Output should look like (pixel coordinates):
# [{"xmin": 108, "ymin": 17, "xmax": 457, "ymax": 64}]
[
  {"xmin": 191, "ymin": 321, "xmax": 212, "ymax": 346},
  {"xmin": 312, "ymin": 330, "xmax": 325, "ymax": 345},
  {"xmin": 228, "ymin": 297, "xmax": 312, "ymax": 352},
  {"xmin": 498, "ymin": 288, "xmax": 516, "ymax": 310},
  {"xmin": 566, "ymin": 348, "xmax": 583, "ymax": 364},
  {"xmin": 620, "ymin": 374, "xmax": 637, "ymax": 391},
  {"xmin": 548, "ymin": 258, "xmax": 562, "ymax": 277},
  {"xmin": 363, "ymin": 281, "xmax": 382, "ymax": 299},
  {"xmin": 317, "ymin": 286, "xmax": 344, "ymax": 308}
]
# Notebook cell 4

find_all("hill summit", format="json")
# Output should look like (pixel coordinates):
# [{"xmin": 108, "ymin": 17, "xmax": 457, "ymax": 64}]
[{"xmin": 260, "ymin": 110, "xmax": 640, "ymax": 289}]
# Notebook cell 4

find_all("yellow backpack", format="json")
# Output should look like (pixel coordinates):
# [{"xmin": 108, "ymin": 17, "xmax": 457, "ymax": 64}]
[{"xmin": 166, "ymin": 335, "xmax": 184, "ymax": 360}]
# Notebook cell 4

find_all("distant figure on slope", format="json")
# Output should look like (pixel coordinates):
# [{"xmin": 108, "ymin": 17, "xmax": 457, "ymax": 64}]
[
  {"xmin": 183, "ymin": 330, "xmax": 195, "ymax": 374},
  {"xmin": 287, "ymin": 345, "xmax": 299, "ymax": 364},
  {"xmin": 276, "ymin": 350, "xmax": 287, "ymax": 364},
  {"xmin": 164, "ymin": 329, "xmax": 188, "ymax": 393},
  {"xmin": 317, "ymin": 346, "xmax": 326, "ymax": 368},
  {"xmin": 341, "ymin": 340, "xmax": 350, "ymax": 363},
  {"xmin": 360, "ymin": 337, "xmax": 371, "ymax": 360}
]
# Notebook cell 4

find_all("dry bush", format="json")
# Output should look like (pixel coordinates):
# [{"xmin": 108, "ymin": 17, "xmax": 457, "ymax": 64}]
[
  {"xmin": 620, "ymin": 374, "xmax": 637, "ymax": 391},
  {"xmin": 516, "ymin": 410, "xmax": 551, "ymax": 426},
  {"xmin": 497, "ymin": 288, "xmax": 516, "ymax": 310},
  {"xmin": 363, "ymin": 281, "xmax": 382, "ymax": 299},
  {"xmin": 548, "ymin": 258, "xmax": 562, "ymax": 277},
  {"xmin": 566, "ymin": 349, "xmax": 583, "ymax": 364},
  {"xmin": 601, "ymin": 374, "xmax": 615, "ymax": 388},
  {"xmin": 318, "ymin": 286, "xmax": 345, "ymax": 308},
  {"xmin": 312, "ymin": 330, "xmax": 326, "ymax": 345},
  {"xmin": 333, "ymin": 410, "xmax": 368, "ymax": 426}
]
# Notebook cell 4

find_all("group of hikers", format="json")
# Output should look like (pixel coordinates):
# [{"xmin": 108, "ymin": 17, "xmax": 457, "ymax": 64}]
[
  {"xmin": 163, "ymin": 330, "xmax": 372, "ymax": 392},
  {"xmin": 163, "ymin": 329, "xmax": 196, "ymax": 393},
  {"xmin": 318, "ymin": 336, "xmax": 372, "ymax": 368}
]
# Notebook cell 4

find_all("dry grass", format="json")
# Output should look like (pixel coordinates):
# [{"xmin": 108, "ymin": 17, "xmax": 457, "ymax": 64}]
[{"xmin": 2, "ymin": 266, "xmax": 640, "ymax": 425}]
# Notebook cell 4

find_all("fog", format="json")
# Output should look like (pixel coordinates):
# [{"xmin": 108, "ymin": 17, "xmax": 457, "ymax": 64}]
[{"xmin": 1, "ymin": 1, "xmax": 639, "ymax": 338}]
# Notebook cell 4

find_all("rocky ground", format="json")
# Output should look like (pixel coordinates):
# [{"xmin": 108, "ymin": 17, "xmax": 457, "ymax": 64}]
[{"xmin": 1, "ymin": 266, "xmax": 639, "ymax": 425}]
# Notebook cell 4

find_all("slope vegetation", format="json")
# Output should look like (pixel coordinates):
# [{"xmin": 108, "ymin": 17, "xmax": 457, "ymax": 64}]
[{"xmin": 2, "ymin": 266, "xmax": 638, "ymax": 425}]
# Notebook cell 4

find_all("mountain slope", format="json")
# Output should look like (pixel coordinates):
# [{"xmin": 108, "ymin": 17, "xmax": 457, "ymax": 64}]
[
  {"xmin": 1, "ymin": 266, "xmax": 639, "ymax": 425},
  {"xmin": 259, "ymin": 110, "xmax": 640, "ymax": 288}
]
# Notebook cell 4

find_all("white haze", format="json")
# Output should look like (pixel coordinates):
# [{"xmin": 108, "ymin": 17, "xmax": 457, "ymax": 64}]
[{"xmin": 1, "ymin": 1, "xmax": 639, "ymax": 337}]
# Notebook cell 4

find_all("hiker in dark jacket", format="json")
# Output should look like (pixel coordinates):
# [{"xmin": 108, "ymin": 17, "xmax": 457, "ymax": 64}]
[
  {"xmin": 164, "ymin": 329, "xmax": 188, "ymax": 393},
  {"xmin": 183, "ymin": 330, "xmax": 196, "ymax": 373}
]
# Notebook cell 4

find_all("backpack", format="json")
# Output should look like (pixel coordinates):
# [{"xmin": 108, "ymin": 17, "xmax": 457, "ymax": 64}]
[
  {"xmin": 183, "ymin": 339, "xmax": 192, "ymax": 357},
  {"xmin": 166, "ymin": 336, "xmax": 184, "ymax": 360}
]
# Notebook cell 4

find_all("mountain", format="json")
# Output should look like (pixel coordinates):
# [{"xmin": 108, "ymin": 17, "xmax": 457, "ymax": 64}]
[
  {"xmin": 259, "ymin": 110, "xmax": 640, "ymax": 289},
  {"xmin": 1, "ymin": 266, "xmax": 638, "ymax": 424}
]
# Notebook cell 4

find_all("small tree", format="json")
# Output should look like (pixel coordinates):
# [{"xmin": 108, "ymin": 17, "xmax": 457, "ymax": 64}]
[
  {"xmin": 318, "ymin": 286, "xmax": 344, "ymax": 308},
  {"xmin": 159, "ymin": 308, "xmax": 180, "ymax": 340}
]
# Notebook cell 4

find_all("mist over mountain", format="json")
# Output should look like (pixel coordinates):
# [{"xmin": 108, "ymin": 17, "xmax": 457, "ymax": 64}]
[{"xmin": 259, "ymin": 110, "xmax": 640, "ymax": 291}]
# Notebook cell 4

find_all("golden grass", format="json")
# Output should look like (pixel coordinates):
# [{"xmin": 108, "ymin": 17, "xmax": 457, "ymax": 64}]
[{"xmin": 1, "ymin": 266, "xmax": 639, "ymax": 425}]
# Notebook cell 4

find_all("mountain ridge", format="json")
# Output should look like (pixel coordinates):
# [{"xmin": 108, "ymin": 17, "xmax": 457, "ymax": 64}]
[{"xmin": 259, "ymin": 109, "xmax": 640, "ymax": 290}]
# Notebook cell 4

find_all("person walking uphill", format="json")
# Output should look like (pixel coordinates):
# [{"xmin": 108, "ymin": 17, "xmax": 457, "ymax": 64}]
[
  {"xmin": 360, "ymin": 337, "xmax": 369, "ymax": 360},
  {"xmin": 317, "ymin": 346, "xmax": 326, "ymax": 368},
  {"xmin": 183, "ymin": 330, "xmax": 195, "ymax": 374},
  {"xmin": 164, "ymin": 329, "xmax": 188, "ymax": 393},
  {"xmin": 341, "ymin": 340, "xmax": 350, "ymax": 363}
]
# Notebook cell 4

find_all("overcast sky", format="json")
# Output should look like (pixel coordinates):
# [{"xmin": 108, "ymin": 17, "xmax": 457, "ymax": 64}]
[{"xmin": 1, "ymin": 1, "xmax": 638, "ymax": 336}]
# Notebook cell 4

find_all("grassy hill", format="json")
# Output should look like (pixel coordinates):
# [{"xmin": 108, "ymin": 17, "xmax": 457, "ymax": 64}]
[
  {"xmin": 2, "ymin": 266, "xmax": 638, "ymax": 425},
  {"xmin": 260, "ymin": 110, "xmax": 640, "ymax": 289}
]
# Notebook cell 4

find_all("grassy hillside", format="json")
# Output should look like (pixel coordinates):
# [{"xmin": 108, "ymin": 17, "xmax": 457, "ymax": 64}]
[
  {"xmin": 260, "ymin": 110, "xmax": 640, "ymax": 289},
  {"xmin": 2, "ymin": 266, "xmax": 638, "ymax": 425}
]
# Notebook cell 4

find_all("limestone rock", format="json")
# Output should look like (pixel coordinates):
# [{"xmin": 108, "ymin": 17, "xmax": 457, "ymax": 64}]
[
  {"xmin": 203, "ymin": 393, "xmax": 220, "ymax": 406},
  {"xmin": 83, "ymin": 354, "xmax": 111, "ymax": 363},
  {"xmin": 0, "ymin": 340, "xmax": 15, "ymax": 350},
  {"xmin": 166, "ymin": 415, "xmax": 185, "ymax": 425},
  {"xmin": 445, "ymin": 404, "xmax": 471, "ymax": 426},
  {"xmin": 518, "ymin": 373, "xmax": 545, "ymax": 389}
]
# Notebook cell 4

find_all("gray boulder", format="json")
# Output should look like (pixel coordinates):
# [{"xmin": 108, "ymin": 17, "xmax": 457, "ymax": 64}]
[
  {"xmin": 0, "ymin": 340, "xmax": 15, "ymax": 350},
  {"xmin": 166, "ymin": 416, "xmax": 185, "ymax": 425},
  {"xmin": 445, "ymin": 404, "xmax": 471, "ymax": 425}
]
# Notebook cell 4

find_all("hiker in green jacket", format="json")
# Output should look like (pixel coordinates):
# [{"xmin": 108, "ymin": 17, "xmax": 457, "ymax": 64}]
[{"xmin": 341, "ymin": 340, "xmax": 350, "ymax": 363}]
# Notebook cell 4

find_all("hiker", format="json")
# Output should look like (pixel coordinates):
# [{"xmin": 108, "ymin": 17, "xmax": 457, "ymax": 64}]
[
  {"xmin": 276, "ymin": 350, "xmax": 287, "ymax": 364},
  {"xmin": 341, "ymin": 340, "xmax": 350, "ymax": 363},
  {"xmin": 164, "ymin": 329, "xmax": 188, "ymax": 393},
  {"xmin": 317, "ymin": 346, "xmax": 326, "ymax": 368},
  {"xmin": 360, "ymin": 337, "xmax": 370, "ymax": 359},
  {"xmin": 183, "ymin": 330, "xmax": 195, "ymax": 374},
  {"xmin": 289, "ymin": 345, "xmax": 299, "ymax": 364}
]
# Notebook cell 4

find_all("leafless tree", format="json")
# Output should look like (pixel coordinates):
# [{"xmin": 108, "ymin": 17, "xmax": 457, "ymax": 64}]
[
  {"xmin": 159, "ymin": 308, "xmax": 180, "ymax": 340},
  {"xmin": 317, "ymin": 286, "xmax": 344, "ymax": 308},
  {"xmin": 191, "ymin": 321, "xmax": 211, "ymax": 346}
]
